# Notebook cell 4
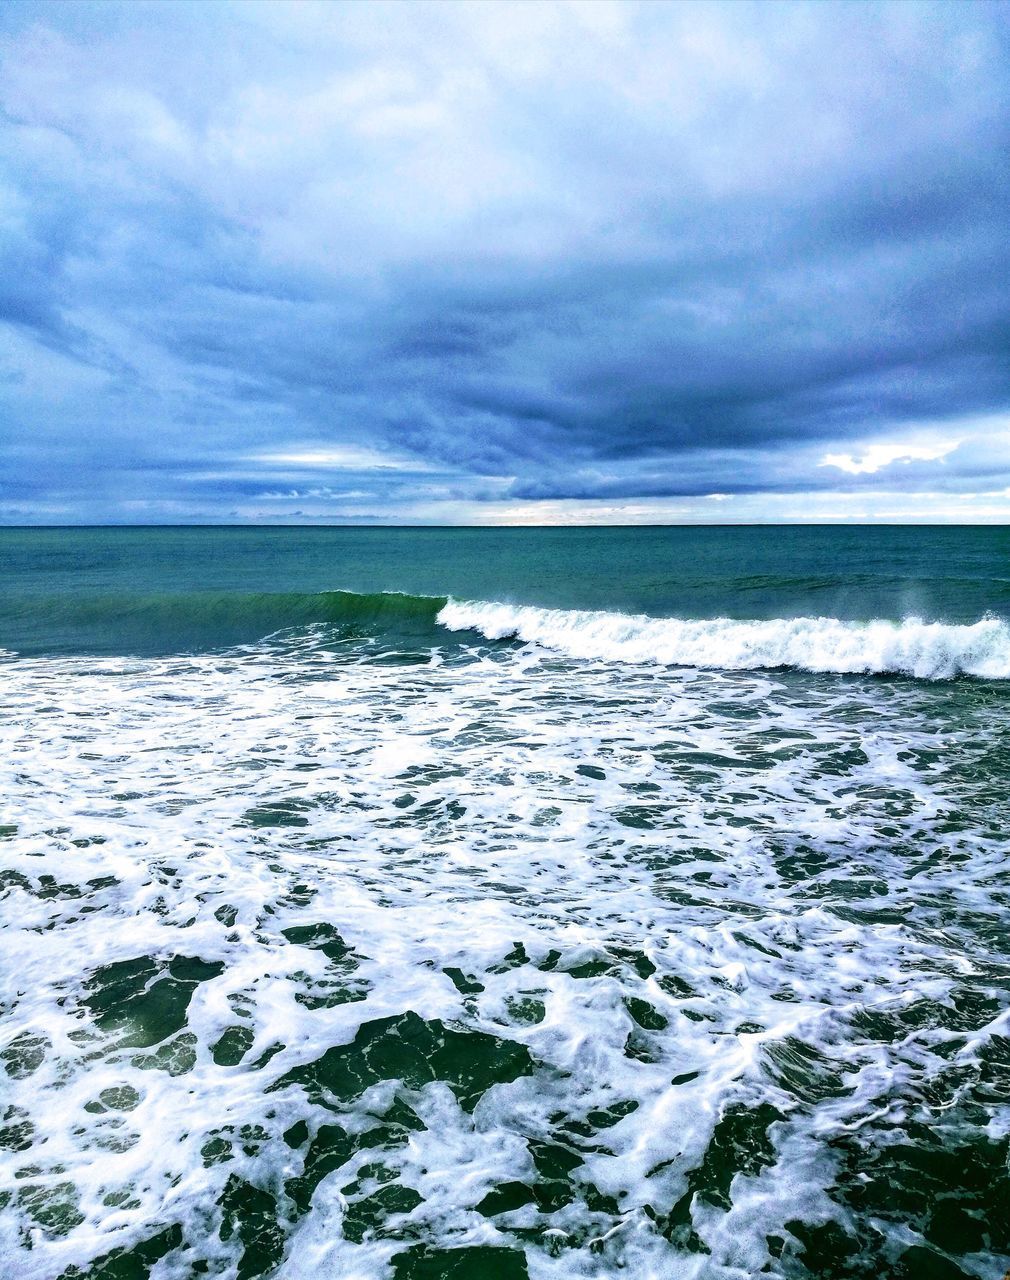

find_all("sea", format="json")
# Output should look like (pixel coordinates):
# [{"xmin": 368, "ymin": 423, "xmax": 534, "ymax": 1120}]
[{"xmin": 1, "ymin": 525, "xmax": 1008, "ymax": 1280}]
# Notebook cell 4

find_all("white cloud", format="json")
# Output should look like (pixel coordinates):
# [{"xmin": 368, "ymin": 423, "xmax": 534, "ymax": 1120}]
[{"xmin": 818, "ymin": 439, "xmax": 961, "ymax": 475}]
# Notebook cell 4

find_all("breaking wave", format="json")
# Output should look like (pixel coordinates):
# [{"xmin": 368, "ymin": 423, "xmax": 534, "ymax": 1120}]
[
  {"xmin": 6, "ymin": 587, "xmax": 1010, "ymax": 679},
  {"xmin": 437, "ymin": 599, "xmax": 1010, "ymax": 680}
]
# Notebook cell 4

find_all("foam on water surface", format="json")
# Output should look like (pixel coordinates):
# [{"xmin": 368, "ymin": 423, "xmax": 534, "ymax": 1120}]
[
  {"xmin": 437, "ymin": 600, "xmax": 1010, "ymax": 680},
  {"xmin": 1, "ymin": 633, "xmax": 1009, "ymax": 1279}
]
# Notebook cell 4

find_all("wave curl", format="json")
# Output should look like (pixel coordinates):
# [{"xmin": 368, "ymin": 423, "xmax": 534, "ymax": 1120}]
[{"xmin": 437, "ymin": 599, "xmax": 1010, "ymax": 680}]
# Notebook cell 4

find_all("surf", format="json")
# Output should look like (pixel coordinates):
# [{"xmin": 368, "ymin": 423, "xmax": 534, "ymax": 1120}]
[
  {"xmin": 5, "ymin": 581, "xmax": 1010, "ymax": 679},
  {"xmin": 436, "ymin": 599, "xmax": 1010, "ymax": 680}
]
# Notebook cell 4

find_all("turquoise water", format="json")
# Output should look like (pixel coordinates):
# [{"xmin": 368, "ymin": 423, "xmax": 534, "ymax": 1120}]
[
  {"xmin": 2, "ymin": 525, "xmax": 1009, "ymax": 654},
  {"xmin": 1, "ymin": 527, "xmax": 1009, "ymax": 1279}
]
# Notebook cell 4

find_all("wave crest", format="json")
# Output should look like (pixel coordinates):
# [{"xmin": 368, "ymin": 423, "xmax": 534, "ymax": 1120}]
[{"xmin": 437, "ymin": 599, "xmax": 1010, "ymax": 680}]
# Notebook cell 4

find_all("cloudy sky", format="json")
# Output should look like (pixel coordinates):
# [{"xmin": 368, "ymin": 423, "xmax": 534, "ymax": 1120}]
[{"xmin": 2, "ymin": 0, "xmax": 1009, "ymax": 524}]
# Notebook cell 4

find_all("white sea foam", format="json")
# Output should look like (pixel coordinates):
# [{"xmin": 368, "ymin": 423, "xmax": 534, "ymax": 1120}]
[
  {"xmin": 437, "ymin": 599, "xmax": 1010, "ymax": 679},
  {"xmin": 0, "ymin": 639, "xmax": 1007, "ymax": 1278}
]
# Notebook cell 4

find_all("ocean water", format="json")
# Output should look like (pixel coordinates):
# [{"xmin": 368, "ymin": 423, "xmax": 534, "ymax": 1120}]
[{"xmin": 1, "ymin": 525, "xmax": 1009, "ymax": 1280}]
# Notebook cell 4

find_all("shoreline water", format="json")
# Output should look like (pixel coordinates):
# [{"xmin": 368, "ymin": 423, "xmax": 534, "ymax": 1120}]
[{"xmin": 1, "ymin": 527, "xmax": 1008, "ymax": 1279}]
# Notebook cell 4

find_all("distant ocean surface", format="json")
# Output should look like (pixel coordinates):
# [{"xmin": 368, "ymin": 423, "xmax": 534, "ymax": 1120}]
[{"xmin": 2, "ymin": 526, "xmax": 1009, "ymax": 1279}]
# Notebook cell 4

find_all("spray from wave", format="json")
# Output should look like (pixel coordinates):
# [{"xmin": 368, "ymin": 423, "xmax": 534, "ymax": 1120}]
[{"xmin": 437, "ymin": 599, "xmax": 1010, "ymax": 680}]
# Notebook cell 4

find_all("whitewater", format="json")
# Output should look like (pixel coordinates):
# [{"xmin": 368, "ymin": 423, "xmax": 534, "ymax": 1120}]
[
  {"xmin": 3, "ymin": 627, "xmax": 1010, "ymax": 1279},
  {"xmin": 436, "ymin": 599, "xmax": 1010, "ymax": 680},
  {"xmin": 1, "ymin": 527, "xmax": 1009, "ymax": 1280}
]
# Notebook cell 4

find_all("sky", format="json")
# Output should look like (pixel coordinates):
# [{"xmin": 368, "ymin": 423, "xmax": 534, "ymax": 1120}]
[{"xmin": 1, "ymin": 0, "xmax": 1009, "ymax": 525}]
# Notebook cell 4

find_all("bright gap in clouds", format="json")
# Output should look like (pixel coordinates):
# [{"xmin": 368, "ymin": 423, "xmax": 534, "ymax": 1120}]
[
  {"xmin": 250, "ymin": 448, "xmax": 437, "ymax": 472},
  {"xmin": 818, "ymin": 440, "xmax": 962, "ymax": 476}
]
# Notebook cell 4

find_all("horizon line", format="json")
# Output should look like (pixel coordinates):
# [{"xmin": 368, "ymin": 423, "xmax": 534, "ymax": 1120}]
[{"xmin": 0, "ymin": 521, "xmax": 1006, "ymax": 531}]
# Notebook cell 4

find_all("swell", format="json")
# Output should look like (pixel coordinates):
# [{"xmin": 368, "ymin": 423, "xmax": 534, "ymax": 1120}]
[
  {"xmin": 1, "ymin": 589, "xmax": 448, "ymax": 656},
  {"xmin": 436, "ymin": 599, "xmax": 1010, "ymax": 680}
]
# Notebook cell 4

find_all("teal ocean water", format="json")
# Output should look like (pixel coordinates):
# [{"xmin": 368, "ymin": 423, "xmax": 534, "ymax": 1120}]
[
  {"xmin": 1, "ymin": 526, "xmax": 1009, "ymax": 1279},
  {"xmin": 2, "ymin": 525, "xmax": 1010, "ymax": 658}
]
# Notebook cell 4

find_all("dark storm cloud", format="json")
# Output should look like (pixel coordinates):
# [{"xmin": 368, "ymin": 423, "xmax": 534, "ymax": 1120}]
[{"xmin": 1, "ymin": 0, "xmax": 1009, "ymax": 521}]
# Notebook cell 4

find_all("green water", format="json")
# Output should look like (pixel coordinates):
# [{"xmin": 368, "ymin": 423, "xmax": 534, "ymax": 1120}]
[
  {"xmin": 1, "ymin": 525, "xmax": 1008, "ymax": 654},
  {"xmin": 0, "ymin": 526, "xmax": 1008, "ymax": 1278}
]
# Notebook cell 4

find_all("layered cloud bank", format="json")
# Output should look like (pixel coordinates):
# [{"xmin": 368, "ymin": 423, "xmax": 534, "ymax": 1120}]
[{"xmin": 1, "ymin": 1, "xmax": 1009, "ymax": 523}]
